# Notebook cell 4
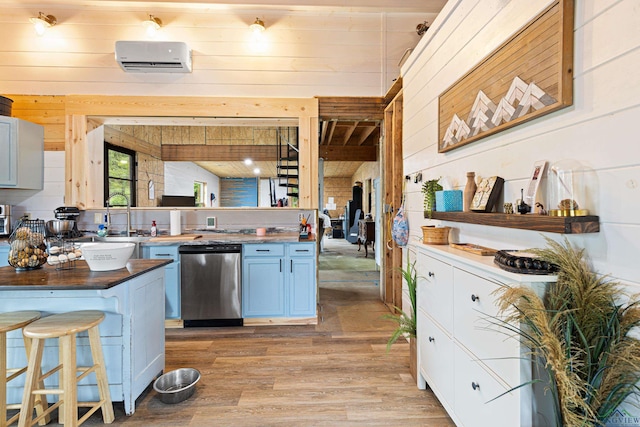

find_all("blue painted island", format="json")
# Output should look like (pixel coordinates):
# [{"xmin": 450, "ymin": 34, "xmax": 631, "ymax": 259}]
[{"xmin": 0, "ymin": 258, "xmax": 170, "ymax": 415}]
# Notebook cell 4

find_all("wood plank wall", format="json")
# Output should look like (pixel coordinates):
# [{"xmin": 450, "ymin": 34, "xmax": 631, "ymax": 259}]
[{"xmin": 8, "ymin": 95, "xmax": 66, "ymax": 151}]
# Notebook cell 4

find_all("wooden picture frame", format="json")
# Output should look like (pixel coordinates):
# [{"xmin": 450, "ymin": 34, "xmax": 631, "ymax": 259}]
[
  {"xmin": 470, "ymin": 176, "xmax": 504, "ymax": 213},
  {"xmin": 438, "ymin": 0, "xmax": 574, "ymax": 153}
]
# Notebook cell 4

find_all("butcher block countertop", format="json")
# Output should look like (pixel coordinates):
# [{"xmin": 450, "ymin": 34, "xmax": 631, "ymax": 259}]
[{"xmin": 0, "ymin": 259, "xmax": 171, "ymax": 291}]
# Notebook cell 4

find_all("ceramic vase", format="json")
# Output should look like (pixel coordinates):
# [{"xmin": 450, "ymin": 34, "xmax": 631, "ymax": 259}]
[{"xmin": 463, "ymin": 172, "xmax": 477, "ymax": 212}]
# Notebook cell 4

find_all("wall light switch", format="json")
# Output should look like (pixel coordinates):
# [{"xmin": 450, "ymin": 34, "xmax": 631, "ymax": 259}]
[
  {"xmin": 94, "ymin": 213, "xmax": 103, "ymax": 224},
  {"xmin": 206, "ymin": 217, "xmax": 216, "ymax": 229}
]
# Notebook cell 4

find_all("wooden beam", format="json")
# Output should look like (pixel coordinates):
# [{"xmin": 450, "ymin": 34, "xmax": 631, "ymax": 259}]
[
  {"xmin": 317, "ymin": 97, "xmax": 385, "ymax": 121},
  {"xmin": 104, "ymin": 126, "xmax": 161, "ymax": 158},
  {"xmin": 355, "ymin": 125, "xmax": 377, "ymax": 146},
  {"xmin": 319, "ymin": 145, "xmax": 376, "ymax": 161},
  {"xmin": 325, "ymin": 121, "xmax": 337, "ymax": 146},
  {"xmin": 162, "ymin": 144, "xmax": 278, "ymax": 161},
  {"xmin": 341, "ymin": 121, "xmax": 359, "ymax": 146}
]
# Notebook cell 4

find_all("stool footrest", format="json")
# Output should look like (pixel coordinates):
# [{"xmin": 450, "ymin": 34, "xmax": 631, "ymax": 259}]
[
  {"xmin": 7, "ymin": 366, "xmax": 27, "ymax": 382},
  {"xmin": 39, "ymin": 364, "xmax": 63, "ymax": 382}
]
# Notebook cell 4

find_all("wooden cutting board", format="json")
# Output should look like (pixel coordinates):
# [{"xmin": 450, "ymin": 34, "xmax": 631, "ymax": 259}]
[
  {"xmin": 148, "ymin": 234, "xmax": 202, "ymax": 242},
  {"xmin": 449, "ymin": 243, "xmax": 497, "ymax": 256}
]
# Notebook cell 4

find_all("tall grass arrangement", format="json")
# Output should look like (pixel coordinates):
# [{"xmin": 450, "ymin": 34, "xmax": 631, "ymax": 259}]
[
  {"xmin": 494, "ymin": 237, "xmax": 640, "ymax": 426},
  {"xmin": 384, "ymin": 258, "xmax": 418, "ymax": 351}
]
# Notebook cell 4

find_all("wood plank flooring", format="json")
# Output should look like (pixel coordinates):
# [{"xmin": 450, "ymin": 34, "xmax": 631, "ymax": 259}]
[{"xmin": 10, "ymin": 238, "xmax": 455, "ymax": 426}]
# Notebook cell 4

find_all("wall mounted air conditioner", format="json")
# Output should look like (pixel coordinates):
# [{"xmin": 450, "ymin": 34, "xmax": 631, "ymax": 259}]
[{"xmin": 115, "ymin": 41, "xmax": 192, "ymax": 73}]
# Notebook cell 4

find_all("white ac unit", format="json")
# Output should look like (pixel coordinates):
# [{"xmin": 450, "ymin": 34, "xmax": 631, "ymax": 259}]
[{"xmin": 115, "ymin": 41, "xmax": 192, "ymax": 73}]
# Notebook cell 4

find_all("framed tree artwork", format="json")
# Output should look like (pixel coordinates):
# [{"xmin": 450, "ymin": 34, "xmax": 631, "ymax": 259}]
[{"xmin": 438, "ymin": 0, "xmax": 574, "ymax": 153}]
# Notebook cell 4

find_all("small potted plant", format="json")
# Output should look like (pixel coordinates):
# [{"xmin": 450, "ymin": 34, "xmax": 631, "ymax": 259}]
[{"xmin": 422, "ymin": 178, "xmax": 442, "ymax": 219}]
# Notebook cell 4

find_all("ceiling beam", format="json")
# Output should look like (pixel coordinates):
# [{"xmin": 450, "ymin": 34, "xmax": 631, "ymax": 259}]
[
  {"xmin": 162, "ymin": 144, "xmax": 277, "ymax": 161},
  {"xmin": 356, "ymin": 125, "xmax": 377, "ymax": 146},
  {"xmin": 319, "ymin": 145, "xmax": 376, "ymax": 161},
  {"xmin": 318, "ymin": 97, "xmax": 385, "ymax": 121},
  {"xmin": 341, "ymin": 121, "xmax": 359, "ymax": 146},
  {"xmin": 324, "ymin": 121, "xmax": 337, "ymax": 146}
]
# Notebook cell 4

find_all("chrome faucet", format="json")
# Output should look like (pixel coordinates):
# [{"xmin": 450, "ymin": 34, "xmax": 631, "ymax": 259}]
[{"xmin": 106, "ymin": 192, "xmax": 132, "ymax": 236}]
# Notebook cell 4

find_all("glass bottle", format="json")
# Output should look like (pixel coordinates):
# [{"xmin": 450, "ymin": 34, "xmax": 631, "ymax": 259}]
[{"xmin": 463, "ymin": 172, "xmax": 477, "ymax": 212}]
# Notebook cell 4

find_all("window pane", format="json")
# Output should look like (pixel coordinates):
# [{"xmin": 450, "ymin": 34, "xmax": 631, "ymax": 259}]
[{"xmin": 108, "ymin": 150, "xmax": 132, "ymax": 179}]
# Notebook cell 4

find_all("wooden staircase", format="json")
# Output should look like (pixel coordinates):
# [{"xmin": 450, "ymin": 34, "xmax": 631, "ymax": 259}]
[{"xmin": 277, "ymin": 127, "xmax": 299, "ymax": 198}]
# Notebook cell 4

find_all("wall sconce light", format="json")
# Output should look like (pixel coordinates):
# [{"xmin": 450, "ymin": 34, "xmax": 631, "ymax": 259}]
[
  {"xmin": 416, "ymin": 21, "xmax": 429, "ymax": 36},
  {"xmin": 30, "ymin": 12, "xmax": 57, "ymax": 36},
  {"xmin": 143, "ymin": 14, "xmax": 162, "ymax": 37},
  {"xmin": 250, "ymin": 17, "xmax": 265, "ymax": 34}
]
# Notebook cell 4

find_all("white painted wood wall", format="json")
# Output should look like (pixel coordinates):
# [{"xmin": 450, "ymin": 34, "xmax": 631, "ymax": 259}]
[
  {"xmin": 0, "ymin": 5, "xmax": 437, "ymax": 97},
  {"xmin": 401, "ymin": 0, "xmax": 640, "ymax": 289}
]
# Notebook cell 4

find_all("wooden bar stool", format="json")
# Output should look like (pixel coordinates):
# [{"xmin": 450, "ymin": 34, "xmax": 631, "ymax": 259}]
[
  {"xmin": 0, "ymin": 311, "xmax": 49, "ymax": 427},
  {"xmin": 18, "ymin": 310, "xmax": 115, "ymax": 427}
]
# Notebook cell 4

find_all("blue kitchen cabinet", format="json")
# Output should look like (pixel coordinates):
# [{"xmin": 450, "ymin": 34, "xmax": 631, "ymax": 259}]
[
  {"xmin": 0, "ymin": 245, "xmax": 9, "ymax": 267},
  {"xmin": 143, "ymin": 245, "xmax": 180, "ymax": 319},
  {"xmin": 287, "ymin": 243, "xmax": 316, "ymax": 317},
  {"xmin": 242, "ymin": 242, "xmax": 316, "ymax": 319},
  {"xmin": 242, "ymin": 244, "xmax": 286, "ymax": 317}
]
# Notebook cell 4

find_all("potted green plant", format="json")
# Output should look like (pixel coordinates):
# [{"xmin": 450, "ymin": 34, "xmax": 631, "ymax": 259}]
[
  {"xmin": 384, "ymin": 258, "xmax": 418, "ymax": 377},
  {"xmin": 422, "ymin": 178, "xmax": 442, "ymax": 219},
  {"xmin": 493, "ymin": 237, "xmax": 640, "ymax": 426}
]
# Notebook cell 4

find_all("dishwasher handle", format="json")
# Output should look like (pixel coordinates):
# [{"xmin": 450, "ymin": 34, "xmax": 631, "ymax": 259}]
[{"xmin": 179, "ymin": 244, "xmax": 242, "ymax": 254}]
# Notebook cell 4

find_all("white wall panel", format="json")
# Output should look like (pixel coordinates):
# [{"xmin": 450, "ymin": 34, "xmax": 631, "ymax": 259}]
[
  {"xmin": 0, "ymin": 6, "xmax": 429, "ymax": 97},
  {"xmin": 401, "ymin": 0, "xmax": 640, "ymax": 286}
]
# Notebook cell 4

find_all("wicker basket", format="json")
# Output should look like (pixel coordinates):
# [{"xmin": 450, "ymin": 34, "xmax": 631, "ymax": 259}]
[{"xmin": 421, "ymin": 226, "xmax": 450, "ymax": 245}]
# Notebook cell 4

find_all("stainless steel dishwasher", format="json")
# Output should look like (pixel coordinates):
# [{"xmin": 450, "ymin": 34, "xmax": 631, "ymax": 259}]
[{"xmin": 179, "ymin": 244, "xmax": 242, "ymax": 327}]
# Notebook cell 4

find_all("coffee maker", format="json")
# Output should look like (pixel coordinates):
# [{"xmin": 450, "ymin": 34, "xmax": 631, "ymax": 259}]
[
  {"xmin": 53, "ymin": 206, "xmax": 82, "ymax": 238},
  {"xmin": 0, "ymin": 205, "xmax": 11, "ymax": 236}
]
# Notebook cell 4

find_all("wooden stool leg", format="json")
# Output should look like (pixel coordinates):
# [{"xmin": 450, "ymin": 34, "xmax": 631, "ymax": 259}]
[
  {"xmin": 60, "ymin": 335, "xmax": 78, "ymax": 427},
  {"xmin": 1, "ymin": 332, "xmax": 7, "ymax": 427},
  {"xmin": 17, "ymin": 338, "xmax": 45, "ymax": 427},
  {"xmin": 22, "ymin": 335, "xmax": 49, "ymax": 427},
  {"xmin": 88, "ymin": 326, "xmax": 114, "ymax": 424}
]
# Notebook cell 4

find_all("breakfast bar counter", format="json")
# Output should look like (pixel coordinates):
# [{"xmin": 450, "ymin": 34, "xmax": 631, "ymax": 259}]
[{"xmin": 0, "ymin": 259, "xmax": 171, "ymax": 416}]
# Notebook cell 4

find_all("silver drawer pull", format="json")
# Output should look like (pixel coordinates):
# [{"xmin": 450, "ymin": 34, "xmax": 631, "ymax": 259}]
[
  {"xmin": 471, "ymin": 382, "xmax": 480, "ymax": 391},
  {"xmin": 428, "ymin": 336, "xmax": 435, "ymax": 342},
  {"xmin": 428, "ymin": 271, "xmax": 435, "ymax": 277},
  {"xmin": 471, "ymin": 294, "xmax": 479, "ymax": 302},
  {"xmin": 156, "ymin": 253, "xmax": 172, "ymax": 257}
]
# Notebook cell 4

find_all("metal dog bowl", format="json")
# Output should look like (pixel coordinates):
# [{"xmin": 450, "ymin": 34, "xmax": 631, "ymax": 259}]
[{"xmin": 153, "ymin": 368, "xmax": 201, "ymax": 404}]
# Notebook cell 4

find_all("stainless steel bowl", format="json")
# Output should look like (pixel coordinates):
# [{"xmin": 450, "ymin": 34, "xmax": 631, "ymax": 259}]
[
  {"xmin": 153, "ymin": 368, "xmax": 200, "ymax": 404},
  {"xmin": 46, "ymin": 220, "xmax": 75, "ymax": 235}
]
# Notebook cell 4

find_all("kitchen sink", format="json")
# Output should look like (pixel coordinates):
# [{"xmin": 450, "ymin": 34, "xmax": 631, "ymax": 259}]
[{"xmin": 91, "ymin": 236, "xmax": 151, "ymax": 259}]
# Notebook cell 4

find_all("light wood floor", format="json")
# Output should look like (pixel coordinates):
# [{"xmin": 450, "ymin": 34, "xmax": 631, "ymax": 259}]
[{"xmin": 12, "ymin": 238, "xmax": 455, "ymax": 426}]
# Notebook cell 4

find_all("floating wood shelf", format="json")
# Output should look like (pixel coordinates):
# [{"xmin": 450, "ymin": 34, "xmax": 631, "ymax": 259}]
[{"xmin": 424, "ymin": 211, "xmax": 600, "ymax": 234}]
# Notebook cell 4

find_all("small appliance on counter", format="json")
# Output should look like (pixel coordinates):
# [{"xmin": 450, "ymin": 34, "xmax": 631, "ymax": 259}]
[
  {"xmin": 49, "ymin": 206, "xmax": 83, "ymax": 238},
  {"xmin": 0, "ymin": 204, "xmax": 11, "ymax": 236}
]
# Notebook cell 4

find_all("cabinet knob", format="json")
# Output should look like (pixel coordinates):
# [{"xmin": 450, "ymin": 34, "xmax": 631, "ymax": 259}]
[
  {"xmin": 471, "ymin": 294, "xmax": 479, "ymax": 302},
  {"xmin": 428, "ymin": 271, "xmax": 435, "ymax": 277},
  {"xmin": 428, "ymin": 336, "xmax": 435, "ymax": 342},
  {"xmin": 471, "ymin": 382, "xmax": 480, "ymax": 391}
]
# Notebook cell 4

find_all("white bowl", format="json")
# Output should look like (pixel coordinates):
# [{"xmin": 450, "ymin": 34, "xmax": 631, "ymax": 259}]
[{"xmin": 81, "ymin": 242, "xmax": 135, "ymax": 271}]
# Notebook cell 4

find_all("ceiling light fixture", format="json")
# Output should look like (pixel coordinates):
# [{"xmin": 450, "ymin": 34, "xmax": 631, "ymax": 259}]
[
  {"xmin": 30, "ymin": 12, "xmax": 57, "ymax": 36},
  {"xmin": 143, "ymin": 14, "xmax": 162, "ymax": 37},
  {"xmin": 253, "ymin": 168, "xmax": 261, "ymax": 175},
  {"xmin": 244, "ymin": 158, "xmax": 253, "ymax": 165},
  {"xmin": 250, "ymin": 17, "xmax": 265, "ymax": 34},
  {"xmin": 416, "ymin": 21, "xmax": 429, "ymax": 36}
]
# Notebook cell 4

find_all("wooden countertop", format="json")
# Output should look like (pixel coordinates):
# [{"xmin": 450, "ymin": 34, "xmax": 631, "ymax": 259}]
[{"xmin": 0, "ymin": 259, "xmax": 172, "ymax": 291}]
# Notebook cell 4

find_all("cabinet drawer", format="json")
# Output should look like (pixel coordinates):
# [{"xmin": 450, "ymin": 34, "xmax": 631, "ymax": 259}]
[
  {"xmin": 418, "ymin": 311, "xmax": 454, "ymax": 407},
  {"xmin": 286, "ymin": 243, "xmax": 315, "ymax": 257},
  {"xmin": 148, "ymin": 245, "xmax": 179, "ymax": 261},
  {"xmin": 417, "ymin": 251, "xmax": 453, "ymax": 332},
  {"xmin": 453, "ymin": 268, "xmax": 520, "ymax": 388},
  {"xmin": 454, "ymin": 344, "xmax": 520, "ymax": 427},
  {"xmin": 244, "ymin": 244, "xmax": 284, "ymax": 257}
]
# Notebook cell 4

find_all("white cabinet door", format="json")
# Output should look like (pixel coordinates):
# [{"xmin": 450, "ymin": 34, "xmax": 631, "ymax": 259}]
[
  {"xmin": 453, "ymin": 268, "xmax": 520, "ymax": 388},
  {"xmin": 417, "ymin": 251, "xmax": 454, "ymax": 333},
  {"xmin": 454, "ymin": 344, "xmax": 520, "ymax": 427},
  {"xmin": 418, "ymin": 311, "xmax": 455, "ymax": 407}
]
